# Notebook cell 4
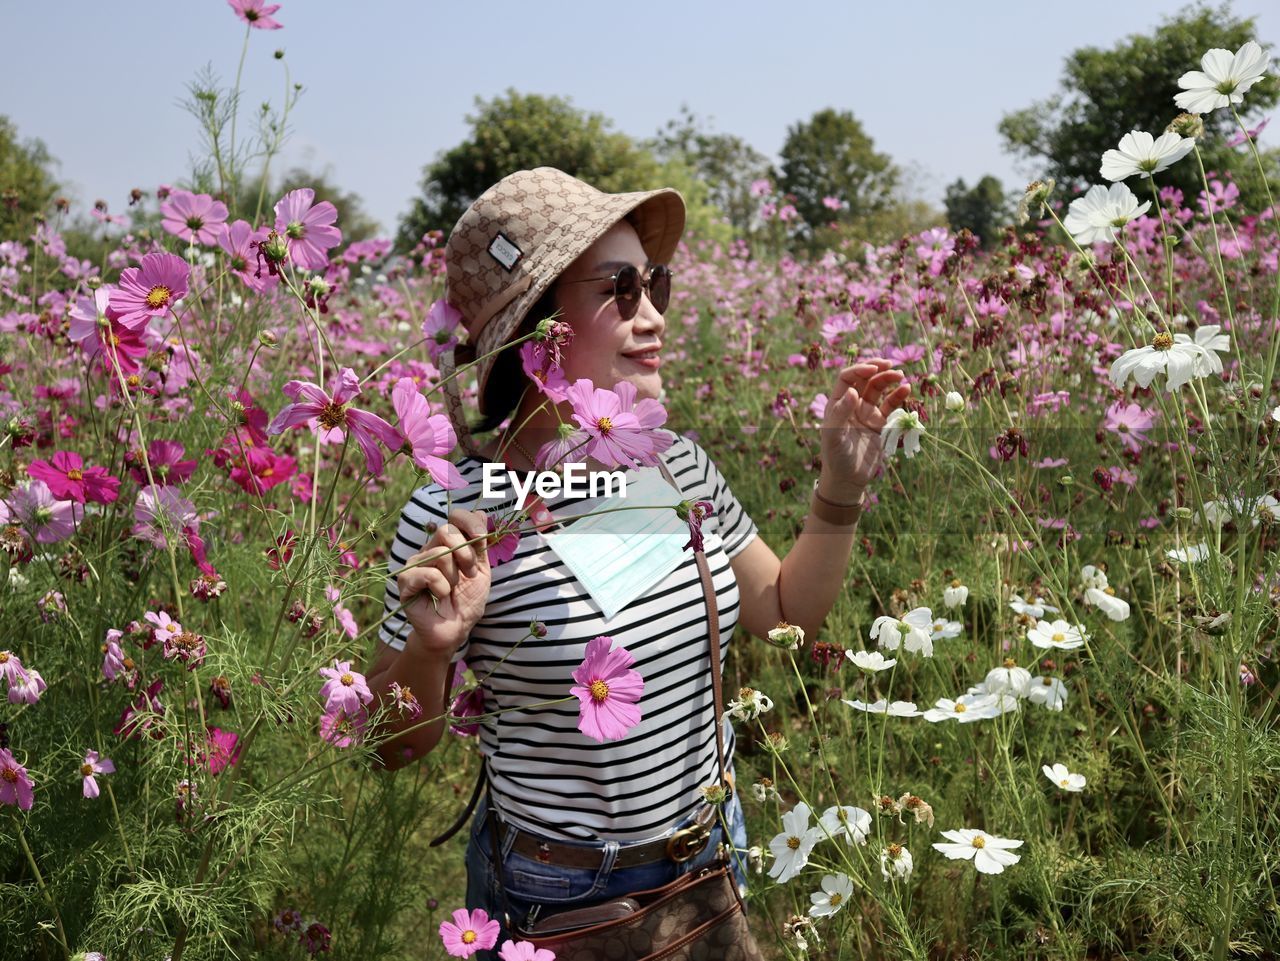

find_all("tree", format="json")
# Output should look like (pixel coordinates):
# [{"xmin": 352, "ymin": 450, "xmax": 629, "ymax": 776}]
[
  {"xmin": 648, "ymin": 105, "xmax": 772, "ymax": 235},
  {"xmin": 998, "ymin": 3, "xmax": 1278, "ymax": 199},
  {"xmin": 0, "ymin": 115, "xmax": 60, "ymax": 241},
  {"xmin": 944, "ymin": 176, "xmax": 1012, "ymax": 246},
  {"xmin": 778, "ymin": 108, "xmax": 900, "ymax": 234},
  {"xmin": 397, "ymin": 90, "xmax": 665, "ymax": 251}
]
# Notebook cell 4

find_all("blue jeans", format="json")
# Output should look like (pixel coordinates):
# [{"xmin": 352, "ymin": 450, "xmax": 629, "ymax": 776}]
[{"xmin": 464, "ymin": 789, "xmax": 750, "ymax": 960}]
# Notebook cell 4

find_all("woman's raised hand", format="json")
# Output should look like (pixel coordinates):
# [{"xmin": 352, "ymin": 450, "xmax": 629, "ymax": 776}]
[
  {"xmin": 820, "ymin": 359, "xmax": 913, "ymax": 493},
  {"xmin": 397, "ymin": 508, "xmax": 492, "ymax": 655}
]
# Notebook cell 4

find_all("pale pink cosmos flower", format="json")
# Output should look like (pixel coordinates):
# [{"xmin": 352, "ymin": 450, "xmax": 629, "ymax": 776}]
[
  {"xmin": 318, "ymin": 659, "xmax": 373, "ymax": 715},
  {"xmin": 109, "ymin": 252, "xmax": 190, "ymax": 329},
  {"xmin": 319, "ymin": 705, "xmax": 368, "ymax": 748},
  {"xmin": 5, "ymin": 479, "xmax": 84, "ymax": 543},
  {"xmin": 8, "ymin": 667, "xmax": 46, "ymax": 705},
  {"xmin": 144, "ymin": 610, "xmax": 183, "ymax": 647},
  {"xmin": 80, "ymin": 749, "xmax": 116, "ymax": 799},
  {"xmin": 421, "ymin": 298, "xmax": 463, "ymax": 364},
  {"xmin": 274, "ymin": 188, "xmax": 342, "ymax": 271},
  {"xmin": 1102, "ymin": 401, "xmax": 1157, "ymax": 453},
  {"xmin": 498, "ymin": 941, "xmax": 556, "ymax": 961},
  {"xmin": 267, "ymin": 367, "xmax": 403, "ymax": 478},
  {"xmin": 133, "ymin": 485, "xmax": 199, "ymax": 549},
  {"xmin": 160, "ymin": 190, "xmax": 229, "ymax": 246},
  {"xmin": 0, "ymin": 748, "xmax": 34, "ymax": 810},
  {"xmin": 102, "ymin": 629, "xmax": 127, "ymax": 682},
  {"xmin": 392, "ymin": 378, "xmax": 464, "ymax": 489},
  {"xmin": 565, "ymin": 379, "xmax": 670, "ymax": 469},
  {"xmin": 570, "ymin": 635, "xmax": 644, "ymax": 743},
  {"xmin": 439, "ymin": 908, "xmax": 500, "ymax": 958},
  {"xmin": 228, "ymin": 0, "xmax": 283, "ymax": 29},
  {"xmin": 218, "ymin": 220, "xmax": 278, "ymax": 293},
  {"xmin": 325, "ymin": 585, "xmax": 359, "ymax": 639},
  {"xmin": 67, "ymin": 287, "xmax": 115, "ymax": 347},
  {"xmin": 0, "ymin": 651, "xmax": 27, "ymax": 689}
]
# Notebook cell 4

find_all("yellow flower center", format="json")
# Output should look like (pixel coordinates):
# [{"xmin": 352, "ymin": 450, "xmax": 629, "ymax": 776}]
[
  {"xmin": 954, "ymin": 703, "xmax": 967, "ymax": 713},
  {"xmin": 829, "ymin": 892, "xmax": 843, "ymax": 906},
  {"xmin": 1003, "ymin": 657, "xmax": 1016, "ymax": 668},
  {"xmin": 887, "ymin": 843, "xmax": 902, "ymax": 858},
  {"xmin": 1152, "ymin": 331, "xmax": 1174, "ymax": 351},
  {"xmin": 1042, "ymin": 677, "xmax": 1053, "ymax": 686},
  {"xmin": 2, "ymin": 768, "xmax": 17, "ymax": 783},
  {"xmin": 1052, "ymin": 632, "xmax": 1065, "ymax": 643},
  {"xmin": 67, "ymin": 468, "xmax": 83, "ymax": 481},
  {"xmin": 595, "ymin": 416, "xmax": 614, "ymax": 435},
  {"xmin": 950, "ymin": 579, "xmax": 961, "ymax": 588},
  {"xmin": 461, "ymin": 930, "xmax": 477, "ymax": 945},
  {"xmin": 787, "ymin": 836, "xmax": 801, "ymax": 850},
  {"xmin": 81, "ymin": 763, "xmax": 94, "ymax": 776},
  {"xmin": 146, "ymin": 285, "xmax": 172, "ymax": 309},
  {"xmin": 972, "ymin": 836, "xmax": 986, "ymax": 849},
  {"xmin": 317, "ymin": 402, "xmax": 347, "ymax": 432},
  {"xmin": 589, "ymin": 679, "xmax": 609, "ymax": 703},
  {"xmin": 1060, "ymin": 779, "xmax": 1070, "ymax": 787},
  {"xmin": 340, "ymin": 673, "xmax": 354, "ymax": 686}
]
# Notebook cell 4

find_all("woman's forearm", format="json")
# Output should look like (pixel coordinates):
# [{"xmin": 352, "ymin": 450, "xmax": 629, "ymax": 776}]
[
  {"xmin": 368, "ymin": 630, "xmax": 455, "ymax": 770},
  {"xmin": 778, "ymin": 476, "xmax": 867, "ymax": 640}
]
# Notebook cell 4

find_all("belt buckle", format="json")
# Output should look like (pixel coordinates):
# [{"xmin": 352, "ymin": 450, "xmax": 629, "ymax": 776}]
[{"xmin": 665, "ymin": 822, "xmax": 711, "ymax": 863}]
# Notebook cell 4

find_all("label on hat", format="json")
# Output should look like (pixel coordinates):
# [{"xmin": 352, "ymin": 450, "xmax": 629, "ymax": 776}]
[{"xmin": 488, "ymin": 232, "xmax": 523, "ymax": 272}]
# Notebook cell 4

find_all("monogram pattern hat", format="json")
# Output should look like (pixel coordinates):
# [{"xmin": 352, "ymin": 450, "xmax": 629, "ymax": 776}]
[{"xmin": 439, "ymin": 166, "xmax": 685, "ymax": 456}]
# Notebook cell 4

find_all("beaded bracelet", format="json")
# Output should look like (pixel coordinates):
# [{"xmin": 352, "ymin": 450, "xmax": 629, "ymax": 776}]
[{"xmin": 809, "ymin": 479, "xmax": 867, "ymax": 526}]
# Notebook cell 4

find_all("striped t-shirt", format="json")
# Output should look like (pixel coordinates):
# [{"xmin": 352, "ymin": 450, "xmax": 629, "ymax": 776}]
[{"xmin": 378, "ymin": 429, "xmax": 759, "ymax": 842}]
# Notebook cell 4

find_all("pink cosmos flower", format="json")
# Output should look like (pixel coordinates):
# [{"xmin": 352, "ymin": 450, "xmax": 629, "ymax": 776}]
[
  {"xmin": 0, "ymin": 651, "xmax": 27, "ymax": 689},
  {"xmin": 109, "ymin": 252, "xmax": 190, "ymax": 329},
  {"xmin": 448, "ymin": 662, "xmax": 486, "ymax": 737},
  {"xmin": 218, "ymin": 220, "xmax": 278, "ymax": 293},
  {"xmin": 1102, "ymin": 401, "xmax": 1157, "ymax": 454},
  {"xmin": 133, "ymin": 485, "xmax": 200, "ymax": 549},
  {"xmin": 389, "ymin": 681, "xmax": 421, "ymax": 720},
  {"xmin": 127, "ymin": 439, "xmax": 198, "ymax": 486},
  {"xmin": 102, "ymin": 630, "xmax": 129, "ymax": 683},
  {"xmin": 267, "ymin": 367, "xmax": 403, "ymax": 477},
  {"xmin": 519, "ymin": 341, "xmax": 569, "ymax": 403},
  {"xmin": 679, "ymin": 499, "xmax": 715, "ymax": 553},
  {"xmin": 274, "ymin": 188, "xmax": 342, "ymax": 271},
  {"xmin": 5, "ymin": 479, "xmax": 84, "ymax": 543},
  {"xmin": 8, "ymin": 667, "xmax": 46, "ymax": 705},
  {"xmin": 144, "ymin": 610, "xmax": 182, "ymax": 647},
  {"xmin": 80, "ymin": 749, "xmax": 116, "ymax": 799},
  {"xmin": 27, "ymin": 451, "xmax": 120, "ymax": 505},
  {"xmin": 439, "ymin": 908, "xmax": 500, "ymax": 958},
  {"xmin": 319, "ymin": 705, "xmax": 368, "ymax": 748},
  {"xmin": 498, "ymin": 941, "xmax": 556, "ymax": 961},
  {"xmin": 67, "ymin": 287, "xmax": 115, "ymax": 347},
  {"xmin": 822, "ymin": 195, "xmax": 844, "ymax": 211},
  {"xmin": 0, "ymin": 748, "xmax": 34, "ymax": 810},
  {"xmin": 161, "ymin": 190, "xmax": 229, "ymax": 246},
  {"xmin": 565, "ymin": 380, "xmax": 670, "ymax": 469},
  {"xmin": 228, "ymin": 0, "xmax": 283, "ymax": 29},
  {"xmin": 1226, "ymin": 116, "xmax": 1270, "ymax": 148},
  {"xmin": 570, "ymin": 635, "xmax": 644, "ymax": 743},
  {"xmin": 318, "ymin": 659, "xmax": 373, "ymax": 715},
  {"xmin": 114, "ymin": 678, "xmax": 165, "ymax": 741},
  {"xmin": 392, "ymin": 377, "xmax": 464, "ymax": 488},
  {"xmin": 201, "ymin": 728, "xmax": 240, "ymax": 774},
  {"xmin": 421, "ymin": 298, "xmax": 463, "ymax": 364},
  {"xmin": 228, "ymin": 445, "xmax": 297, "ymax": 494},
  {"xmin": 325, "ymin": 586, "xmax": 359, "ymax": 639},
  {"xmin": 485, "ymin": 511, "xmax": 521, "ymax": 567}
]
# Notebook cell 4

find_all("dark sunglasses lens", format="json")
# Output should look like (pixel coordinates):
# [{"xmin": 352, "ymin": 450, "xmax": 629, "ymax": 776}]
[
  {"xmin": 650, "ymin": 265, "xmax": 671, "ymax": 313},
  {"xmin": 614, "ymin": 265, "xmax": 641, "ymax": 319}
]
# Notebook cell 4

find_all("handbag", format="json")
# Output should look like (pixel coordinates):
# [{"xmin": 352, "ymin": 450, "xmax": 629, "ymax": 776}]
[{"xmin": 490, "ymin": 459, "xmax": 765, "ymax": 961}]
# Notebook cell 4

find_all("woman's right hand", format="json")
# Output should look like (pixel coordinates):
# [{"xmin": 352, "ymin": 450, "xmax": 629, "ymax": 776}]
[{"xmin": 397, "ymin": 508, "xmax": 492, "ymax": 655}]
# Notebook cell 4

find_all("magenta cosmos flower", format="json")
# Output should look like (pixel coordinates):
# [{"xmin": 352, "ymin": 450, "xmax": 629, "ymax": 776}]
[
  {"xmin": 318, "ymin": 659, "xmax": 373, "ymax": 715},
  {"xmin": 127, "ymin": 439, "xmax": 198, "ymax": 487},
  {"xmin": 439, "ymin": 908, "xmax": 500, "ymax": 958},
  {"xmin": 5, "ymin": 479, "xmax": 83, "ymax": 543},
  {"xmin": 160, "ymin": 190, "xmax": 229, "ymax": 246},
  {"xmin": 267, "ymin": 367, "xmax": 403, "ymax": 477},
  {"xmin": 67, "ymin": 287, "xmax": 150, "ymax": 375},
  {"xmin": 392, "ymin": 377, "xmax": 464, "ymax": 489},
  {"xmin": 27, "ymin": 451, "xmax": 120, "ymax": 505},
  {"xmin": 274, "ymin": 188, "xmax": 342, "ymax": 271},
  {"xmin": 228, "ymin": 0, "xmax": 283, "ymax": 29},
  {"xmin": 570, "ymin": 635, "xmax": 644, "ymax": 743},
  {"xmin": 566, "ymin": 379, "xmax": 671, "ymax": 469},
  {"xmin": 80, "ymin": 749, "xmax": 116, "ymax": 799},
  {"xmin": 0, "ymin": 748, "xmax": 35, "ymax": 811},
  {"xmin": 109, "ymin": 252, "xmax": 190, "ymax": 329}
]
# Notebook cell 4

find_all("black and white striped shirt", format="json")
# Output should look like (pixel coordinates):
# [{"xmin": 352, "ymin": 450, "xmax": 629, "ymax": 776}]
[{"xmin": 378, "ymin": 430, "xmax": 759, "ymax": 842}]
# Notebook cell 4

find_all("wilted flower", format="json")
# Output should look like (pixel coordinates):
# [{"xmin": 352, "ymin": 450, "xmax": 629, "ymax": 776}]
[
  {"xmin": 880, "ymin": 843, "xmax": 914, "ymax": 881},
  {"xmin": 897, "ymin": 793, "xmax": 935, "ymax": 828},
  {"xmin": 1017, "ymin": 179, "xmax": 1055, "ymax": 225},
  {"xmin": 727, "ymin": 687, "xmax": 774, "ymax": 722},
  {"xmin": 881, "ymin": 407, "xmax": 925, "ymax": 458},
  {"xmin": 766, "ymin": 622, "xmax": 806, "ymax": 650}
]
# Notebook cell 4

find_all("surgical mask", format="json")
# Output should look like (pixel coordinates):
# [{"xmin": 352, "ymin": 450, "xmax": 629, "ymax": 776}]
[{"xmin": 545, "ymin": 466, "xmax": 689, "ymax": 622}]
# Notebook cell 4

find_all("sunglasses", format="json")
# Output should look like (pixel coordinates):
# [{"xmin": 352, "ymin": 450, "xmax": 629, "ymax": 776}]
[{"xmin": 560, "ymin": 263, "xmax": 673, "ymax": 320}]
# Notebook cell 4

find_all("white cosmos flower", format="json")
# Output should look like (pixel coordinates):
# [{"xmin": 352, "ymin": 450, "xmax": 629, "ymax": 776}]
[
  {"xmin": 943, "ymin": 581, "xmax": 969, "ymax": 609},
  {"xmin": 1272, "ymin": 406, "xmax": 1280, "ymax": 423},
  {"xmin": 880, "ymin": 843, "xmax": 914, "ymax": 881},
  {"xmin": 1028, "ymin": 676, "xmax": 1068, "ymax": 711},
  {"xmin": 1062, "ymin": 183, "xmax": 1151, "ymax": 245},
  {"xmin": 727, "ymin": 687, "xmax": 774, "ymax": 722},
  {"xmin": 930, "ymin": 617, "xmax": 964, "ymax": 640},
  {"xmin": 1175, "ymin": 40, "xmax": 1271, "ymax": 114},
  {"xmin": 933, "ymin": 829, "xmax": 1023, "ymax": 874},
  {"xmin": 843, "ymin": 698, "xmax": 922, "ymax": 717},
  {"xmin": 1009, "ymin": 594, "xmax": 1059, "ymax": 619},
  {"xmin": 1109, "ymin": 330, "xmax": 1210, "ymax": 393},
  {"xmin": 1100, "ymin": 130, "xmax": 1195, "ymax": 181},
  {"xmin": 820, "ymin": 804, "xmax": 872, "ymax": 846},
  {"xmin": 808, "ymin": 873, "xmax": 855, "ymax": 918},
  {"xmin": 922, "ymin": 693, "xmax": 1003, "ymax": 723},
  {"xmin": 1042, "ymin": 762, "xmax": 1087, "ymax": 792},
  {"xmin": 846, "ymin": 650, "xmax": 897, "ymax": 673},
  {"xmin": 984, "ymin": 661, "xmax": 1033, "ymax": 697},
  {"xmin": 870, "ymin": 607, "xmax": 935, "ymax": 656},
  {"xmin": 1080, "ymin": 564, "xmax": 1109, "ymax": 592},
  {"xmin": 1177, "ymin": 325, "xmax": 1230, "ymax": 378},
  {"xmin": 767, "ymin": 802, "xmax": 823, "ymax": 883},
  {"xmin": 1027, "ymin": 618, "xmax": 1090, "ymax": 650},
  {"xmin": 1084, "ymin": 586, "xmax": 1131, "ymax": 621},
  {"xmin": 881, "ymin": 407, "xmax": 925, "ymax": 459},
  {"xmin": 1167, "ymin": 543, "xmax": 1210, "ymax": 563}
]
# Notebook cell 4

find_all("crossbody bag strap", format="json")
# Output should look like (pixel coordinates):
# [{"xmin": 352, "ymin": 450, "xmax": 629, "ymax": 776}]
[{"xmin": 656, "ymin": 460, "xmax": 729, "ymax": 795}]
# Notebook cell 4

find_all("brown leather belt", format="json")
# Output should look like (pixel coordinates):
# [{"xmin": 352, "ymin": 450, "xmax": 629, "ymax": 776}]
[{"xmin": 495, "ymin": 802, "xmax": 721, "ymax": 870}]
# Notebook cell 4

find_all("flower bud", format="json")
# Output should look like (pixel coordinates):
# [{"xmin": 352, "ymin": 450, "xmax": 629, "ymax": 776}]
[
  {"xmin": 1174, "ymin": 506, "xmax": 1194, "ymax": 520},
  {"xmin": 258, "ymin": 329, "xmax": 279, "ymax": 349},
  {"xmin": 1166, "ymin": 113, "xmax": 1204, "ymax": 139},
  {"xmin": 944, "ymin": 390, "xmax": 965, "ymax": 412}
]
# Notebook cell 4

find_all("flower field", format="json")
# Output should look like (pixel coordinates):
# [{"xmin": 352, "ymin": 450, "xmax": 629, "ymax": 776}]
[{"xmin": 1, "ymin": 8, "xmax": 1278, "ymax": 961}]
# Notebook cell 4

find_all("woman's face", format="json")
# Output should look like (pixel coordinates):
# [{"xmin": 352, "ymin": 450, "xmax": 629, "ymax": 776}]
[{"xmin": 551, "ymin": 220, "xmax": 666, "ymax": 401}]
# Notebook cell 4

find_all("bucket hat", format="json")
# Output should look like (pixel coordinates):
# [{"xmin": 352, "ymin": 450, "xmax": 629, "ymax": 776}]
[{"xmin": 439, "ymin": 166, "xmax": 685, "ymax": 456}]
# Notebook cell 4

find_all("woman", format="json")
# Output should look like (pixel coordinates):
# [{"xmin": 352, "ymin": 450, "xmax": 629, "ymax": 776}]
[{"xmin": 365, "ymin": 167, "xmax": 910, "ymax": 951}]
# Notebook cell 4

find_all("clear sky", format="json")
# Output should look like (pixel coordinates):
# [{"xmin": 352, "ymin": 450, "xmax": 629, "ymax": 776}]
[{"xmin": 2, "ymin": 0, "xmax": 1276, "ymax": 234}]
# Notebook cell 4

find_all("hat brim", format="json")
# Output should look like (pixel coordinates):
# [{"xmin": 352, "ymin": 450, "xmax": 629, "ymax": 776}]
[{"xmin": 473, "ymin": 185, "xmax": 686, "ymax": 415}]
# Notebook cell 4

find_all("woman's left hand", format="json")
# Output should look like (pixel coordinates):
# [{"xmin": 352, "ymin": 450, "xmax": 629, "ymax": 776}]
[{"xmin": 818, "ymin": 359, "xmax": 913, "ymax": 496}]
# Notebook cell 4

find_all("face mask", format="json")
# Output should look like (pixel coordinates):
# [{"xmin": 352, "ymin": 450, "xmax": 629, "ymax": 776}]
[{"xmin": 545, "ymin": 467, "xmax": 689, "ymax": 622}]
